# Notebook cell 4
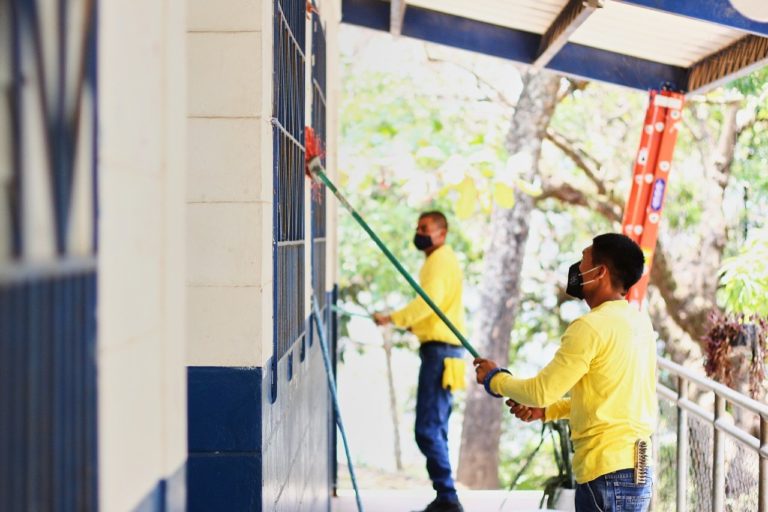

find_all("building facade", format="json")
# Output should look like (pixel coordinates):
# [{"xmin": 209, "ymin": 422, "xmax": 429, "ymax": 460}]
[{"xmin": 1, "ymin": 0, "xmax": 340, "ymax": 510}]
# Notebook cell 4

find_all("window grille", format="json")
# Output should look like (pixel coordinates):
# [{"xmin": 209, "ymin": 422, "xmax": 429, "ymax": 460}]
[
  {"xmin": 272, "ymin": 0, "xmax": 306, "ymax": 398},
  {"xmin": 1, "ymin": 1, "xmax": 99, "ymax": 509}
]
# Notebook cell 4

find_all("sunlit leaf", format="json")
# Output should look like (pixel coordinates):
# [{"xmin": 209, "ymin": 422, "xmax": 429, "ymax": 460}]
[
  {"xmin": 456, "ymin": 177, "xmax": 478, "ymax": 219},
  {"xmin": 493, "ymin": 182, "xmax": 516, "ymax": 209},
  {"xmin": 515, "ymin": 179, "xmax": 543, "ymax": 197}
]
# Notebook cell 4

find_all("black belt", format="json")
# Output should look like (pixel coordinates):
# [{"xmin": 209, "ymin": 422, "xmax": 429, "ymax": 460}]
[{"xmin": 420, "ymin": 340, "xmax": 462, "ymax": 350}]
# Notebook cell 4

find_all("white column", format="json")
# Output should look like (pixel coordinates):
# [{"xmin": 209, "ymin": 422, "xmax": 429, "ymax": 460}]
[
  {"xmin": 186, "ymin": 0, "xmax": 273, "ymax": 367},
  {"xmin": 98, "ymin": 0, "xmax": 188, "ymax": 509},
  {"xmin": 324, "ymin": 0, "xmax": 342, "ymax": 290}
]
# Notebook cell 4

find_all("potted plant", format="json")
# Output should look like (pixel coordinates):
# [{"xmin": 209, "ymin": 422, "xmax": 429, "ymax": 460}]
[
  {"xmin": 540, "ymin": 419, "xmax": 576, "ymax": 511},
  {"xmin": 711, "ymin": 233, "xmax": 768, "ymax": 400},
  {"xmin": 703, "ymin": 310, "xmax": 767, "ymax": 400},
  {"xmin": 504, "ymin": 418, "xmax": 576, "ymax": 510}
]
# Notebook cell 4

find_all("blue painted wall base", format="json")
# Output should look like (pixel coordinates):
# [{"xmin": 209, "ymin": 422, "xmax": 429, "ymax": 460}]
[
  {"xmin": 132, "ymin": 463, "xmax": 187, "ymax": 512},
  {"xmin": 187, "ymin": 327, "xmax": 331, "ymax": 512},
  {"xmin": 187, "ymin": 367, "xmax": 263, "ymax": 512}
]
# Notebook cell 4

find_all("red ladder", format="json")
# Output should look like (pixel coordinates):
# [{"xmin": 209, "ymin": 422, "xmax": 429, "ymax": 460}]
[{"xmin": 622, "ymin": 89, "xmax": 685, "ymax": 308}]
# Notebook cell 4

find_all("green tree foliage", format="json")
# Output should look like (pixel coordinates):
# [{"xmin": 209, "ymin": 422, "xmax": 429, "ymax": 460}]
[
  {"xmin": 338, "ymin": 27, "xmax": 768, "ymax": 491},
  {"xmin": 711, "ymin": 70, "xmax": 768, "ymax": 316},
  {"xmin": 717, "ymin": 231, "xmax": 768, "ymax": 316}
]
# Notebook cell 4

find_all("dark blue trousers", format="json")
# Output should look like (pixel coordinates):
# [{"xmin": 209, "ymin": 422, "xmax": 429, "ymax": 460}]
[
  {"xmin": 415, "ymin": 342, "xmax": 463, "ymax": 503},
  {"xmin": 575, "ymin": 468, "xmax": 653, "ymax": 512}
]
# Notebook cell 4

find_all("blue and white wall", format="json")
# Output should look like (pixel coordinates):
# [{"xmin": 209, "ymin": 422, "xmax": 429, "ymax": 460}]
[
  {"xmin": 2, "ymin": 0, "xmax": 338, "ymax": 509},
  {"xmin": 185, "ymin": 0, "xmax": 340, "ymax": 510}
]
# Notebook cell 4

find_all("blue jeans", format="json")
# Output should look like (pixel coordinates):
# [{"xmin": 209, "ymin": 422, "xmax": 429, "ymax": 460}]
[
  {"xmin": 575, "ymin": 468, "xmax": 653, "ymax": 512},
  {"xmin": 415, "ymin": 342, "xmax": 463, "ymax": 502}
]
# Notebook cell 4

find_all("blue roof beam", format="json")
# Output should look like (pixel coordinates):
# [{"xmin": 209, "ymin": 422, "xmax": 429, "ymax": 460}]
[
  {"xmin": 688, "ymin": 35, "xmax": 768, "ymax": 93},
  {"xmin": 613, "ymin": 0, "xmax": 768, "ymax": 38},
  {"xmin": 342, "ymin": 0, "xmax": 687, "ymax": 92},
  {"xmin": 342, "ymin": 0, "xmax": 541, "ymax": 62},
  {"xmin": 533, "ymin": 0, "xmax": 604, "ymax": 70},
  {"xmin": 548, "ymin": 44, "xmax": 685, "ymax": 93}
]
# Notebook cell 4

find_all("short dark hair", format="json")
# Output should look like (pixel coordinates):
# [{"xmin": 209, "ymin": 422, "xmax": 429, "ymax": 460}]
[
  {"xmin": 419, "ymin": 210, "xmax": 448, "ymax": 231},
  {"xmin": 591, "ymin": 233, "xmax": 645, "ymax": 293}
]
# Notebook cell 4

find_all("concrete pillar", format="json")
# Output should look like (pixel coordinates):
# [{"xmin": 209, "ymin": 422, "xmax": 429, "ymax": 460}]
[
  {"xmin": 98, "ymin": 0, "xmax": 188, "ymax": 510},
  {"xmin": 185, "ymin": 0, "xmax": 274, "ymax": 509},
  {"xmin": 185, "ymin": 0, "xmax": 339, "ymax": 510}
]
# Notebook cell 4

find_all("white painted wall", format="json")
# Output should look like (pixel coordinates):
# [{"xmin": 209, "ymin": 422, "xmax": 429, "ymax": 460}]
[
  {"xmin": 186, "ymin": 0, "xmax": 275, "ymax": 367},
  {"xmin": 185, "ymin": 0, "xmax": 340, "ymax": 369},
  {"xmin": 323, "ymin": 0, "xmax": 341, "ymax": 291},
  {"xmin": 98, "ymin": 1, "xmax": 188, "ymax": 510}
]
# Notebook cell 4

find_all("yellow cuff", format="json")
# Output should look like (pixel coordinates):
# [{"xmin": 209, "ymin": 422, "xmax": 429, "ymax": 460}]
[
  {"xmin": 390, "ymin": 310, "xmax": 406, "ymax": 327},
  {"xmin": 442, "ymin": 357, "xmax": 466, "ymax": 391}
]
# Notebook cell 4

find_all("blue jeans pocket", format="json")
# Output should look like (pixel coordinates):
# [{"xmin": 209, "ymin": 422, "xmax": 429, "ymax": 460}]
[
  {"xmin": 575, "ymin": 480, "xmax": 607, "ymax": 512},
  {"xmin": 613, "ymin": 481, "xmax": 651, "ymax": 512}
]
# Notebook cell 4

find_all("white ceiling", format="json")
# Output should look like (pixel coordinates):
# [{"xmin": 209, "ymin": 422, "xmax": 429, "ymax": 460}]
[{"xmin": 404, "ymin": 0, "xmax": 747, "ymax": 66}]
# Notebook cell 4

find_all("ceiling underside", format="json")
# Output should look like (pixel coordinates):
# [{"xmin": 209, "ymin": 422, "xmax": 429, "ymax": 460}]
[{"xmin": 341, "ymin": 0, "xmax": 768, "ymax": 94}]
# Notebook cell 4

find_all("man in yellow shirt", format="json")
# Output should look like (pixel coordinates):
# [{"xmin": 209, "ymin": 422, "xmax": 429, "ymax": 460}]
[
  {"xmin": 374, "ymin": 211, "xmax": 466, "ymax": 512},
  {"xmin": 474, "ymin": 233, "xmax": 656, "ymax": 512}
]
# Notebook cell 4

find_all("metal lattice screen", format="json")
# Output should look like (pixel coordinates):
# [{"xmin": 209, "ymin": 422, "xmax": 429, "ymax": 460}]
[
  {"xmin": 272, "ymin": 0, "xmax": 306, "ymax": 397},
  {"xmin": 1, "ymin": 1, "xmax": 99, "ymax": 509},
  {"xmin": 723, "ymin": 435, "xmax": 760, "ymax": 511},
  {"xmin": 688, "ymin": 415, "xmax": 715, "ymax": 511},
  {"xmin": 654, "ymin": 397, "xmax": 678, "ymax": 511}
]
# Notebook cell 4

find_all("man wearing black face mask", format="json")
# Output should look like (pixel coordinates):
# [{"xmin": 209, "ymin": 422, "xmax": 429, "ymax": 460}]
[
  {"xmin": 474, "ymin": 233, "xmax": 656, "ymax": 512},
  {"xmin": 373, "ymin": 211, "xmax": 466, "ymax": 512}
]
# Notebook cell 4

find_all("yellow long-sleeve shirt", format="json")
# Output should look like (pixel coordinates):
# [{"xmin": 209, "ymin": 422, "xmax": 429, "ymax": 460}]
[
  {"xmin": 490, "ymin": 299, "xmax": 657, "ymax": 484},
  {"xmin": 391, "ymin": 245, "xmax": 465, "ymax": 345}
]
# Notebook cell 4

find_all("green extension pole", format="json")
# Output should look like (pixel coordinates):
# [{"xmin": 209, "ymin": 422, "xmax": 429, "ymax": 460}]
[
  {"xmin": 331, "ymin": 305, "xmax": 410, "ymax": 333},
  {"xmin": 330, "ymin": 305, "xmax": 371, "ymax": 319},
  {"xmin": 307, "ymin": 156, "xmax": 480, "ymax": 359}
]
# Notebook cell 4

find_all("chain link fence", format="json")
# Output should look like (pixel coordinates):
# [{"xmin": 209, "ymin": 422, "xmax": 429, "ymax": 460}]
[
  {"xmin": 724, "ymin": 436, "xmax": 759, "ymax": 511},
  {"xmin": 687, "ymin": 415, "xmax": 715, "ymax": 511},
  {"xmin": 654, "ymin": 397, "xmax": 678, "ymax": 511}
]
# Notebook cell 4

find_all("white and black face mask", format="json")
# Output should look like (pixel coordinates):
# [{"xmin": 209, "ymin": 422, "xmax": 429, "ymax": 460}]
[{"xmin": 566, "ymin": 262, "xmax": 601, "ymax": 300}]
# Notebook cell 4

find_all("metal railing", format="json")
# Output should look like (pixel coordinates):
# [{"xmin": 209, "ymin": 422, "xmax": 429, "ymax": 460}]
[{"xmin": 656, "ymin": 356, "xmax": 768, "ymax": 512}]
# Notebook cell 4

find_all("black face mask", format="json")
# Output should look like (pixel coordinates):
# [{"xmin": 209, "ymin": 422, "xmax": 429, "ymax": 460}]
[
  {"xmin": 413, "ymin": 233, "xmax": 433, "ymax": 251},
  {"xmin": 566, "ymin": 261, "xmax": 601, "ymax": 300}
]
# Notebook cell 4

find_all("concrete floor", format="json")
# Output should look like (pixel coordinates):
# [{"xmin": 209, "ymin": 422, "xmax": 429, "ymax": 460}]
[{"xmin": 332, "ymin": 489, "xmax": 559, "ymax": 512}]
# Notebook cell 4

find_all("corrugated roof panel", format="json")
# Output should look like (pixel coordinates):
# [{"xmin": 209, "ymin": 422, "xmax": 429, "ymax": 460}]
[
  {"xmin": 405, "ymin": 0, "xmax": 567, "ymax": 34},
  {"xmin": 569, "ymin": 1, "xmax": 745, "ymax": 67}
]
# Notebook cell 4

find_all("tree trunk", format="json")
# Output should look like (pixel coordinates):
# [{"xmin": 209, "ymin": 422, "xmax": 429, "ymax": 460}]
[
  {"xmin": 457, "ymin": 70, "xmax": 561, "ymax": 489},
  {"xmin": 647, "ymin": 285, "xmax": 703, "ymax": 366},
  {"xmin": 382, "ymin": 329, "xmax": 403, "ymax": 470}
]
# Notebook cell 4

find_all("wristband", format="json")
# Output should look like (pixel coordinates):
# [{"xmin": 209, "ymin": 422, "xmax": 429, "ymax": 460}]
[{"xmin": 483, "ymin": 367, "xmax": 512, "ymax": 398}]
